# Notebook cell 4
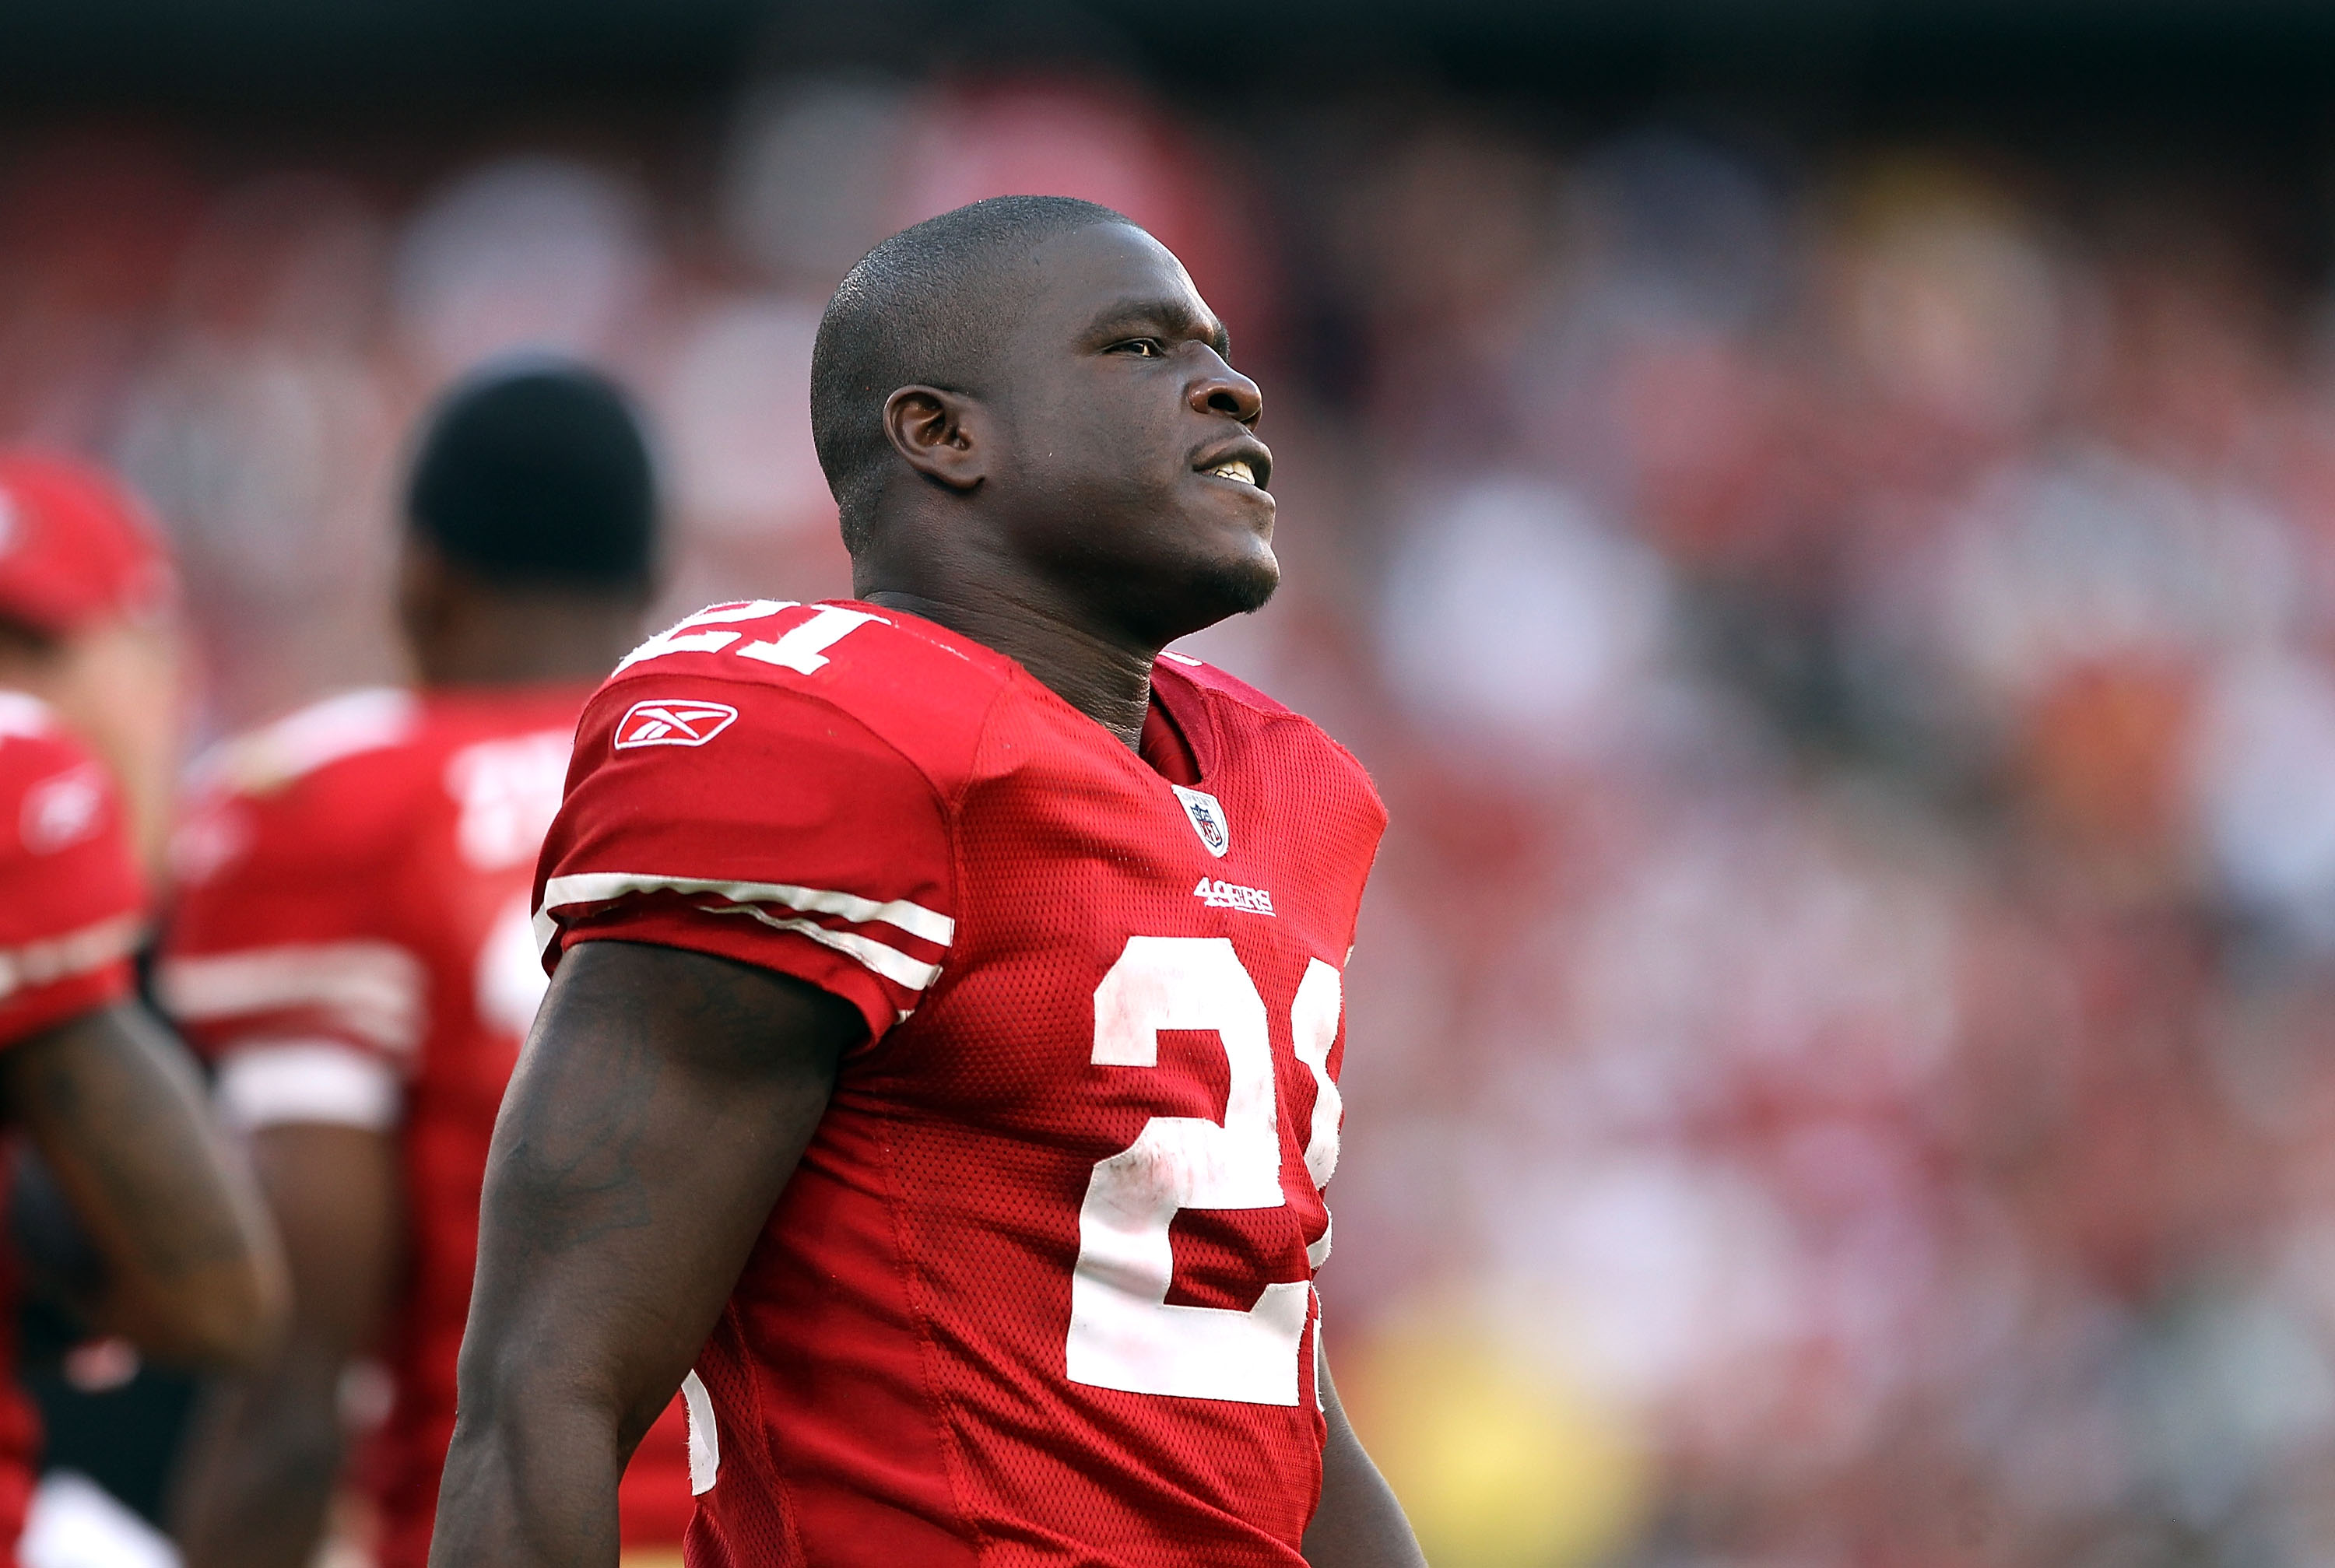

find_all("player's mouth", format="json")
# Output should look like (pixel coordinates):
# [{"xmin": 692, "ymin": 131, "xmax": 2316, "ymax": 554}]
[{"xmin": 1193, "ymin": 437, "xmax": 1273, "ymax": 493}]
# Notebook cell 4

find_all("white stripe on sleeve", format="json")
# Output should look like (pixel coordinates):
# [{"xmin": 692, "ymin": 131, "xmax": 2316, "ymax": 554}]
[
  {"xmin": 0, "ymin": 912, "xmax": 143, "ymax": 1003},
  {"xmin": 533, "ymin": 872, "xmax": 951, "ymax": 991},
  {"xmin": 703, "ymin": 903, "xmax": 941, "ymax": 989},
  {"xmin": 157, "ymin": 942, "xmax": 428, "ymax": 1058},
  {"xmin": 214, "ymin": 1041, "xmax": 404, "ymax": 1132}
]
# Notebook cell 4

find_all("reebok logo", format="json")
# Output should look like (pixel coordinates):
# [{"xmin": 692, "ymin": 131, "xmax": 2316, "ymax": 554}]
[
  {"xmin": 1193, "ymin": 876, "xmax": 1274, "ymax": 916},
  {"xmin": 22, "ymin": 766, "xmax": 104, "ymax": 855},
  {"xmin": 1171, "ymin": 784, "xmax": 1231, "ymax": 857},
  {"xmin": 614, "ymin": 700, "xmax": 739, "ymax": 750}
]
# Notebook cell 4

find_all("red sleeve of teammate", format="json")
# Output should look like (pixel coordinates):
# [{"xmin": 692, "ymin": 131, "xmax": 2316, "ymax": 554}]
[
  {"xmin": 158, "ymin": 748, "xmax": 423, "ymax": 1131},
  {"xmin": 536, "ymin": 670, "xmax": 957, "ymax": 1043},
  {"xmin": 0, "ymin": 709, "xmax": 146, "ymax": 1048}
]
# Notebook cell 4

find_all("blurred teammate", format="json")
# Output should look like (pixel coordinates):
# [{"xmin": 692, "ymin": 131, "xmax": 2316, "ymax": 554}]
[
  {"xmin": 164, "ymin": 363, "xmax": 693, "ymax": 1568},
  {"xmin": 434, "ymin": 198, "xmax": 1424, "ymax": 1566},
  {"xmin": 0, "ymin": 455, "xmax": 184, "ymax": 880},
  {"xmin": 0, "ymin": 451, "xmax": 289, "ymax": 1560}
]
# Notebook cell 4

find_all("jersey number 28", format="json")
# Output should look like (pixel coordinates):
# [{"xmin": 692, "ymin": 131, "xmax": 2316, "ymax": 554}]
[{"xmin": 1067, "ymin": 936, "xmax": 1341, "ymax": 1408}]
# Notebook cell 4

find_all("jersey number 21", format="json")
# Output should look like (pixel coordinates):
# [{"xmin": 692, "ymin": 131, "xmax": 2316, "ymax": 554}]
[{"xmin": 1067, "ymin": 937, "xmax": 1341, "ymax": 1408}]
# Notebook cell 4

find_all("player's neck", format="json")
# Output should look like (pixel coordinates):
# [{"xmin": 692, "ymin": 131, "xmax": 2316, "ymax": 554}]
[
  {"xmin": 861, "ymin": 588, "xmax": 1153, "ymax": 752},
  {"xmin": 413, "ymin": 595, "xmax": 643, "ymax": 690}
]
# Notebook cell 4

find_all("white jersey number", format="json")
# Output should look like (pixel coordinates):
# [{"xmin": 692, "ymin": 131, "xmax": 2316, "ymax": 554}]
[
  {"xmin": 1066, "ymin": 937, "xmax": 1342, "ymax": 1406},
  {"xmin": 614, "ymin": 602, "xmax": 883, "ymax": 676}
]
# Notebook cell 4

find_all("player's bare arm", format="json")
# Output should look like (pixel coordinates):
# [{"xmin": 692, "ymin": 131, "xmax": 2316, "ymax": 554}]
[
  {"xmin": 175, "ymin": 1123, "xmax": 400, "ymax": 1568},
  {"xmin": 1304, "ymin": 1361, "xmax": 1428, "ymax": 1568},
  {"xmin": 430, "ymin": 942, "xmax": 861, "ymax": 1566},
  {"xmin": 2, "ymin": 1000, "xmax": 286, "ymax": 1369}
]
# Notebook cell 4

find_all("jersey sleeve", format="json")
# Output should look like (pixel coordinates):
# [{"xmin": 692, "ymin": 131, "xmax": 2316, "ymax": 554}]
[
  {"xmin": 535, "ymin": 669, "xmax": 957, "ymax": 1042},
  {"xmin": 0, "ymin": 728, "xmax": 146, "ymax": 1048},
  {"xmin": 157, "ymin": 770, "xmax": 421, "ymax": 1133}
]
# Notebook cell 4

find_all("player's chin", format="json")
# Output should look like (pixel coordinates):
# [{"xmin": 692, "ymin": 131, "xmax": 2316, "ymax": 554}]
[
  {"xmin": 1145, "ymin": 487, "xmax": 1279, "ymax": 628},
  {"xmin": 1182, "ymin": 539, "xmax": 1281, "ymax": 623}
]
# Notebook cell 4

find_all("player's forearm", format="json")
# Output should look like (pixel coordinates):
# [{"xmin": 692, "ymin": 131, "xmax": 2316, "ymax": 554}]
[
  {"xmin": 175, "ymin": 1117, "xmax": 400, "ymax": 1568},
  {"xmin": 1303, "ymin": 1363, "xmax": 1427, "ymax": 1568},
  {"xmin": 1304, "ymin": 1441, "xmax": 1427, "ymax": 1567},
  {"xmin": 8, "ymin": 1004, "xmax": 287, "ymax": 1367},
  {"xmin": 427, "ymin": 1180, "xmax": 644, "ymax": 1568},
  {"xmin": 430, "ymin": 1392, "xmax": 629, "ymax": 1568},
  {"xmin": 174, "ymin": 1359, "xmax": 346, "ymax": 1568}
]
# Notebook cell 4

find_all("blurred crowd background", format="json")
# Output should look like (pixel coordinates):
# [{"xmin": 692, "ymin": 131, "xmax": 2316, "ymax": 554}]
[{"xmin": 15, "ymin": 2, "xmax": 2335, "ymax": 1564}]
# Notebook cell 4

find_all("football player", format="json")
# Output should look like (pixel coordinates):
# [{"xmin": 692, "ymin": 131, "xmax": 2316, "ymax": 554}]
[
  {"xmin": 0, "ymin": 453, "xmax": 184, "ymax": 879},
  {"xmin": 434, "ymin": 198, "xmax": 1425, "ymax": 1566},
  {"xmin": 166, "ymin": 363, "xmax": 695, "ymax": 1568},
  {"xmin": 0, "ymin": 451, "xmax": 288, "ymax": 1557}
]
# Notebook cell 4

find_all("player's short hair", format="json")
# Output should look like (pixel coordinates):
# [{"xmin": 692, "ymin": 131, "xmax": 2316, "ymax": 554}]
[
  {"xmin": 811, "ymin": 195, "xmax": 1137, "ymax": 553},
  {"xmin": 406, "ymin": 358, "xmax": 657, "ymax": 591}
]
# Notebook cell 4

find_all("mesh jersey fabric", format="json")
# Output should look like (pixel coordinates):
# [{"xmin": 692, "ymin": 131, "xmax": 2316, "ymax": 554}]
[
  {"xmin": 159, "ymin": 684, "xmax": 693, "ymax": 1568},
  {"xmin": 0, "ymin": 693, "xmax": 149, "ymax": 1568},
  {"xmin": 536, "ymin": 601, "xmax": 1389, "ymax": 1567}
]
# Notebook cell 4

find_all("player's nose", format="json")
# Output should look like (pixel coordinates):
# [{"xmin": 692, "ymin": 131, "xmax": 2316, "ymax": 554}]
[{"xmin": 1191, "ymin": 354, "xmax": 1262, "ymax": 426}]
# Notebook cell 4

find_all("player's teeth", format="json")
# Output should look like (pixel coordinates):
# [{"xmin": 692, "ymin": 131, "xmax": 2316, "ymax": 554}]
[{"xmin": 1210, "ymin": 461, "xmax": 1256, "ymax": 485}]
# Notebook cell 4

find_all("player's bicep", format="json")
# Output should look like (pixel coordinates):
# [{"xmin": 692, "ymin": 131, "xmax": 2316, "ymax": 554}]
[
  {"xmin": 3, "ymin": 1001, "xmax": 286, "ymax": 1368},
  {"xmin": 463, "ymin": 940, "xmax": 862, "ymax": 1442}
]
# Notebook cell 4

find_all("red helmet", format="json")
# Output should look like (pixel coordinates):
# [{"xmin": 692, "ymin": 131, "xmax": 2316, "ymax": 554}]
[{"xmin": 0, "ymin": 451, "xmax": 177, "ymax": 637}]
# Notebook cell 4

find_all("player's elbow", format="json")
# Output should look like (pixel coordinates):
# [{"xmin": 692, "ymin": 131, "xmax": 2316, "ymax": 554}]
[
  {"xmin": 131, "ymin": 1251, "xmax": 291, "ymax": 1373},
  {"xmin": 448, "ymin": 1296, "xmax": 631, "ymax": 1457},
  {"xmin": 202, "ymin": 1259, "xmax": 294, "ymax": 1372},
  {"xmin": 449, "ymin": 1312, "xmax": 552, "ymax": 1443}
]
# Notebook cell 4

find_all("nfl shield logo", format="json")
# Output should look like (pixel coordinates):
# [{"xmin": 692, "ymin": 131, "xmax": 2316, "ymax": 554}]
[{"xmin": 1171, "ymin": 784, "xmax": 1231, "ymax": 858}]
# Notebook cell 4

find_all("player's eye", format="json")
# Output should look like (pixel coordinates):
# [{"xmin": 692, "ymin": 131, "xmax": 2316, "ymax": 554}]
[{"xmin": 1110, "ymin": 338, "xmax": 1167, "ymax": 359}]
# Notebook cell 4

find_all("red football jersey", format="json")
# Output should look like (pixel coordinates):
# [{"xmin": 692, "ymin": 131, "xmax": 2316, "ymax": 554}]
[
  {"xmin": 535, "ymin": 600, "xmax": 1387, "ymax": 1567},
  {"xmin": 159, "ymin": 685, "xmax": 693, "ymax": 1568},
  {"xmin": 0, "ymin": 692, "xmax": 149, "ymax": 1568}
]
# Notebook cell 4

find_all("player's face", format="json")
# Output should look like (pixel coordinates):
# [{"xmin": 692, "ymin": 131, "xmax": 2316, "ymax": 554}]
[
  {"xmin": 987, "ymin": 223, "xmax": 1278, "ymax": 644},
  {"xmin": 0, "ymin": 617, "xmax": 181, "ymax": 878}
]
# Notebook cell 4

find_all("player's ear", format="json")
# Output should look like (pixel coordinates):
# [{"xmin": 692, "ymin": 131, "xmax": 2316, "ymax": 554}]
[{"xmin": 883, "ymin": 386, "xmax": 985, "ymax": 493}]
